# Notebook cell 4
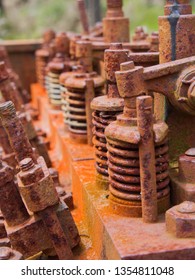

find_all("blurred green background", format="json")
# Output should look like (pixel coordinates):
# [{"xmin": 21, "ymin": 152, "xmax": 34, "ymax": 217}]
[{"xmin": 0, "ymin": 0, "xmax": 194, "ymax": 40}]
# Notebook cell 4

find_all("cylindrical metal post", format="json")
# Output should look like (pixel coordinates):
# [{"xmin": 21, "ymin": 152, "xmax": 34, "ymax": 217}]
[{"xmin": 137, "ymin": 96, "xmax": 158, "ymax": 223}]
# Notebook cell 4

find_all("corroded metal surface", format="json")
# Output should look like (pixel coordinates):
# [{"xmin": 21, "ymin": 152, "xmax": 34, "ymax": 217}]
[
  {"xmin": 91, "ymin": 43, "xmax": 129, "ymax": 179},
  {"xmin": 105, "ymin": 61, "xmax": 170, "ymax": 217},
  {"xmin": 103, "ymin": 0, "xmax": 129, "ymax": 43},
  {"xmin": 166, "ymin": 201, "xmax": 195, "ymax": 238},
  {"xmin": 0, "ymin": 101, "xmax": 80, "ymax": 259}
]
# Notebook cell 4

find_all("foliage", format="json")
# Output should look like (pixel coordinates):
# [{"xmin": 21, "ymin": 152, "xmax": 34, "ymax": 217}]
[{"xmin": 0, "ymin": 0, "xmax": 194, "ymax": 39}]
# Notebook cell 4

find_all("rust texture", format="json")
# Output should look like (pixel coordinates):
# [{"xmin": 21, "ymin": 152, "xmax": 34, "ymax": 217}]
[
  {"xmin": 35, "ymin": 29, "xmax": 56, "ymax": 88},
  {"xmin": 0, "ymin": 101, "xmax": 37, "ymax": 164},
  {"xmin": 166, "ymin": 201, "xmax": 195, "ymax": 238},
  {"xmin": 64, "ymin": 40, "xmax": 104, "ymax": 144},
  {"xmin": 0, "ymin": 44, "xmax": 31, "ymax": 104},
  {"xmin": 103, "ymin": 0, "xmax": 130, "ymax": 43},
  {"xmin": 170, "ymin": 148, "xmax": 195, "ymax": 204},
  {"xmin": 49, "ymin": 168, "xmax": 73, "ymax": 210},
  {"xmin": 157, "ymin": 0, "xmax": 195, "ymax": 162},
  {"xmin": 91, "ymin": 43, "xmax": 129, "ymax": 180},
  {"xmin": 0, "ymin": 159, "xmax": 30, "ymax": 228},
  {"xmin": 47, "ymin": 32, "xmax": 70, "ymax": 109},
  {"xmin": 105, "ymin": 61, "xmax": 170, "ymax": 217},
  {"xmin": 0, "ymin": 101, "xmax": 80, "ymax": 259},
  {"xmin": 18, "ymin": 157, "xmax": 74, "ymax": 260},
  {"xmin": 0, "ymin": 62, "xmax": 52, "ymax": 167},
  {"xmin": 137, "ymin": 96, "xmax": 158, "ymax": 223}
]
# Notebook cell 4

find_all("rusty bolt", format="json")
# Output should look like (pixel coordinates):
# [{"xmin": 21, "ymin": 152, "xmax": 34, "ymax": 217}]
[
  {"xmin": 166, "ymin": 201, "xmax": 195, "ymax": 238},
  {"xmin": 0, "ymin": 101, "xmax": 37, "ymax": 164}
]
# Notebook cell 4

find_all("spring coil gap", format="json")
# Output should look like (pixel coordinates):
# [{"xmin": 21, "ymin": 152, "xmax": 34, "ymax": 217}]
[
  {"xmin": 107, "ymin": 137, "xmax": 170, "ymax": 201},
  {"xmin": 92, "ymin": 110, "xmax": 123, "ymax": 177}
]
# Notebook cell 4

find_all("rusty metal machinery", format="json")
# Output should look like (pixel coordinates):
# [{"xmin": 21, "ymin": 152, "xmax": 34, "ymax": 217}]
[
  {"xmin": 0, "ymin": 101, "xmax": 80, "ymax": 259},
  {"xmin": 91, "ymin": 43, "xmax": 129, "ymax": 183},
  {"xmin": 103, "ymin": 0, "xmax": 129, "ymax": 43},
  {"xmin": 0, "ymin": 61, "xmax": 52, "ymax": 167},
  {"xmin": 35, "ymin": 29, "xmax": 56, "ymax": 88},
  {"xmin": 47, "ymin": 32, "xmax": 70, "ymax": 109},
  {"xmin": 64, "ymin": 40, "xmax": 104, "ymax": 144},
  {"xmin": 105, "ymin": 54, "xmax": 195, "ymax": 218},
  {"xmin": 0, "ymin": 210, "xmax": 10, "ymax": 248},
  {"xmin": 157, "ymin": 0, "xmax": 195, "ymax": 162}
]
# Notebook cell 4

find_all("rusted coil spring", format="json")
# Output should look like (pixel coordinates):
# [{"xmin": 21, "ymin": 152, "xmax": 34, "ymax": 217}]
[
  {"xmin": 67, "ymin": 87, "xmax": 102, "ymax": 135},
  {"xmin": 35, "ymin": 54, "xmax": 48, "ymax": 88},
  {"xmin": 107, "ymin": 137, "xmax": 170, "ymax": 201},
  {"xmin": 60, "ymin": 83, "xmax": 69, "ymax": 125},
  {"xmin": 92, "ymin": 110, "xmax": 122, "ymax": 177},
  {"xmin": 47, "ymin": 71, "xmax": 62, "ymax": 107}
]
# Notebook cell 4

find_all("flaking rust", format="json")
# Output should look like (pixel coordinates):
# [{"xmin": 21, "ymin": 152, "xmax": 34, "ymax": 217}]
[{"xmin": 0, "ymin": 101, "xmax": 80, "ymax": 259}]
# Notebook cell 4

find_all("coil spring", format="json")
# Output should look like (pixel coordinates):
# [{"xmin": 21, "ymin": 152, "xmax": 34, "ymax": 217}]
[
  {"xmin": 67, "ymin": 87, "xmax": 103, "ymax": 135},
  {"xmin": 60, "ymin": 83, "xmax": 69, "ymax": 125},
  {"xmin": 92, "ymin": 110, "xmax": 122, "ymax": 177},
  {"xmin": 35, "ymin": 54, "xmax": 48, "ymax": 88},
  {"xmin": 47, "ymin": 71, "xmax": 61, "ymax": 107},
  {"xmin": 107, "ymin": 137, "xmax": 170, "ymax": 201}
]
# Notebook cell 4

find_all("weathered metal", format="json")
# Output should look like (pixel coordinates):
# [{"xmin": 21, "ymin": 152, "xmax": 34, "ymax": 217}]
[
  {"xmin": 170, "ymin": 148, "xmax": 195, "ymax": 204},
  {"xmin": 105, "ymin": 61, "xmax": 170, "ymax": 217},
  {"xmin": 47, "ymin": 32, "xmax": 70, "ymax": 109},
  {"xmin": 137, "ymin": 96, "xmax": 158, "ymax": 223},
  {"xmin": 0, "ymin": 63, "xmax": 52, "ymax": 167},
  {"xmin": 158, "ymin": 0, "xmax": 195, "ymax": 162},
  {"xmin": 166, "ymin": 201, "xmax": 195, "ymax": 238},
  {"xmin": 91, "ymin": 43, "xmax": 129, "ymax": 181},
  {"xmin": 0, "ymin": 101, "xmax": 80, "ymax": 259},
  {"xmin": 64, "ymin": 40, "xmax": 104, "ymax": 144},
  {"xmin": 103, "ymin": 0, "xmax": 129, "ymax": 43}
]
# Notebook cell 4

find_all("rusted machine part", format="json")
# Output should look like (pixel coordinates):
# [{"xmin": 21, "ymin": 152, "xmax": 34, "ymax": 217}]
[
  {"xmin": 103, "ymin": 0, "xmax": 130, "ymax": 43},
  {"xmin": 0, "ymin": 211, "xmax": 10, "ymax": 248},
  {"xmin": 0, "ymin": 120, "xmax": 17, "ymax": 169},
  {"xmin": 148, "ymin": 32, "xmax": 159, "ymax": 52},
  {"xmin": 76, "ymin": 40, "xmax": 93, "ymax": 73},
  {"xmin": 132, "ymin": 26, "xmax": 148, "ymax": 42},
  {"xmin": 47, "ymin": 32, "xmax": 70, "ymax": 109},
  {"xmin": 137, "ymin": 96, "xmax": 158, "ymax": 223},
  {"xmin": 65, "ymin": 71, "xmax": 104, "ymax": 143},
  {"xmin": 0, "ymin": 61, "xmax": 23, "ymax": 112},
  {"xmin": 0, "ymin": 46, "xmax": 31, "ymax": 105},
  {"xmin": 35, "ymin": 29, "xmax": 56, "ymax": 88},
  {"xmin": 156, "ymin": 0, "xmax": 195, "ymax": 159},
  {"xmin": 18, "ymin": 157, "xmax": 79, "ymax": 260},
  {"xmin": 159, "ymin": 0, "xmax": 194, "ymax": 63},
  {"xmin": 105, "ymin": 61, "xmax": 170, "ymax": 217},
  {"xmin": 113, "ymin": 56, "xmax": 195, "ymax": 168},
  {"xmin": 0, "ymin": 247, "xmax": 23, "ymax": 260},
  {"xmin": 49, "ymin": 168, "xmax": 74, "ymax": 210},
  {"xmin": 170, "ymin": 148, "xmax": 195, "ymax": 205},
  {"xmin": 64, "ymin": 40, "xmax": 104, "ymax": 143},
  {"xmin": 0, "ymin": 101, "xmax": 37, "ymax": 164},
  {"xmin": 77, "ymin": 0, "xmax": 89, "ymax": 35},
  {"xmin": 0, "ymin": 160, "xmax": 30, "ymax": 227},
  {"xmin": 36, "ymin": 49, "xmax": 53, "ymax": 88},
  {"xmin": 166, "ymin": 201, "xmax": 195, "ymax": 238},
  {"xmin": 91, "ymin": 43, "xmax": 129, "ymax": 182},
  {"xmin": 0, "ymin": 110, "xmax": 79, "ymax": 259}
]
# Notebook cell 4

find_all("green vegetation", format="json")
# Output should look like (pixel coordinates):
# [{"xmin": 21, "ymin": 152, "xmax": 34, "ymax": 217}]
[{"xmin": 0, "ymin": 0, "xmax": 194, "ymax": 40}]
